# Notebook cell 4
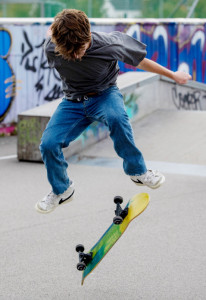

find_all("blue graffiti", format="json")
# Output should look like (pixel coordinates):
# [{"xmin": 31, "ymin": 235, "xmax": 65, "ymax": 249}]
[
  {"xmin": 0, "ymin": 28, "xmax": 15, "ymax": 122},
  {"xmin": 118, "ymin": 23, "xmax": 206, "ymax": 83}
]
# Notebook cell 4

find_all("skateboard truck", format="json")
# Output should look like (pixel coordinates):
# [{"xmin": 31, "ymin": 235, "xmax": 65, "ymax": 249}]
[
  {"xmin": 113, "ymin": 196, "xmax": 128, "ymax": 225},
  {"xmin": 76, "ymin": 244, "xmax": 93, "ymax": 271}
]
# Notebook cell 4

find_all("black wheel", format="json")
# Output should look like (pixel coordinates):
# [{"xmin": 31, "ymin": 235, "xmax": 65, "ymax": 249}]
[
  {"xmin": 76, "ymin": 244, "xmax": 84, "ymax": 253},
  {"xmin": 77, "ymin": 262, "xmax": 86, "ymax": 271},
  {"xmin": 113, "ymin": 216, "xmax": 123, "ymax": 225},
  {"xmin": 114, "ymin": 196, "xmax": 123, "ymax": 204}
]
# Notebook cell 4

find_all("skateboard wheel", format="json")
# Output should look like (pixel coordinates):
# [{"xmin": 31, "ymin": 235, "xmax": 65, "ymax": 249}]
[
  {"xmin": 114, "ymin": 196, "xmax": 123, "ymax": 204},
  {"xmin": 76, "ymin": 244, "xmax": 84, "ymax": 253},
  {"xmin": 77, "ymin": 262, "xmax": 86, "ymax": 271},
  {"xmin": 113, "ymin": 216, "xmax": 123, "ymax": 225}
]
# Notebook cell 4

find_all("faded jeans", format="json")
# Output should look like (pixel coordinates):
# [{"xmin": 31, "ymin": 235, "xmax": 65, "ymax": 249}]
[{"xmin": 40, "ymin": 86, "xmax": 147, "ymax": 194}]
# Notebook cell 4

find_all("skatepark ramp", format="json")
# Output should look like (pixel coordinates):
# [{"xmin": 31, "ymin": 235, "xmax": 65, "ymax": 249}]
[{"xmin": 17, "ymin": 72, "xmax": 206, "ymax": 161}]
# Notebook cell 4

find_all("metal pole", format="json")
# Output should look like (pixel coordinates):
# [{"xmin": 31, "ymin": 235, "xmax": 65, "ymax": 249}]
[
  {"xmin": 40, "ymin": 2, "xmax": 45, "ymax": 17},
  {"xmin": 186, "ymin": 0, "xmax": 199, "ymax": 18},
  {"xmin": 2, "ymin": 3, "xmax": 7, "ymax": 17},
  {"xmin": 124, "ymin": 0, "xmax": 129, "ymax": 18},
  {"xmin": 168, "ymin": 0, "xmax": 187, "ymax": 18},
  {"xmin": 159, "ymin": 0, "xmax": 164, "ymax": 18},
  {"xmin": 88, "ymin": 0, "xmax": 92, "ymax": 18}
]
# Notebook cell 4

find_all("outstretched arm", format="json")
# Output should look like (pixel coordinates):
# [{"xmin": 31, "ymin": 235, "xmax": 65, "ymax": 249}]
[{"xmin": 137, "ymin": 58, "xmax": 192, "ymax": 84}]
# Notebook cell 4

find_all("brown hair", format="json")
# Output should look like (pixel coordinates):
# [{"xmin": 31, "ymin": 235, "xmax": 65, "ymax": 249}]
[{"xmin": 51, "ymin": 9, "xmax": 91, "ymax": 60}]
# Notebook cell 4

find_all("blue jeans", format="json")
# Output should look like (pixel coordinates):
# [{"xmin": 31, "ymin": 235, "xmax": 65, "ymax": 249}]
[{"xmin": 40, "ymin": 86, "xmax": 147, "ymax": 194}]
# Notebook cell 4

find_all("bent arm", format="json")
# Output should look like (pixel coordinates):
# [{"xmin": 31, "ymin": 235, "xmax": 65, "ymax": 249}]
[{"xmin": 137, "ymin": 58, "xmax": 192, "ymax": 84}]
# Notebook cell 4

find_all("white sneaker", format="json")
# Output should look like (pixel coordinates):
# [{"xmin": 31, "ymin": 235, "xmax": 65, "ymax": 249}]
[
  {"xmin": 130, "ymin": 170, "xmax": 165, "ymax": 189},
  {"xmin": 35, "ymin": 182, "xmax": 75, "ymax": 214}
]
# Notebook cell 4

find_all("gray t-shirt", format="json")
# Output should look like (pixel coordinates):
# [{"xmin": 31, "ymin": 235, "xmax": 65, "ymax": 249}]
[{"xmin": 44, "ymin": 31, "xmax": 147, "ymax": 99}]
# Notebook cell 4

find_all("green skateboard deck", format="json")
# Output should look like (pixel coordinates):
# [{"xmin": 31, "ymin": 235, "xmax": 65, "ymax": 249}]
[{"xmin": 80, "ymin": 192, "xmax": 150, "ymax": 285}]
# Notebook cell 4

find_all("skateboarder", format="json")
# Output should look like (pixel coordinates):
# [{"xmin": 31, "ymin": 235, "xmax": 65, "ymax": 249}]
[{"xmin": 35, "ymin": 9, "xmax": 191, "ymax": 214}]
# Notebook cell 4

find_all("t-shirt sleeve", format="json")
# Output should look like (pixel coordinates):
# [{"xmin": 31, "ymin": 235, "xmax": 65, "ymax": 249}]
[
  {"xmin": 43, "ymin": 37, "xmax": 56, "ymax": 68},
  {"xmin": 109, "ymin": 31, "xmax": 147, "ymax": 66}
]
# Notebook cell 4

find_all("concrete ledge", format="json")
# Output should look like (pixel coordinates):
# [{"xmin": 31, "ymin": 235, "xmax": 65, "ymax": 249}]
[{"xmin": 17, "ymin": 72, "xmax": 206, "ymax": 161}]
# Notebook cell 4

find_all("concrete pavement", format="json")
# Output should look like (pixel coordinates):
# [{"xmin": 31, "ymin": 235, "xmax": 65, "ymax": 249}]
[{"xmin": 0, "ymin": 109, "xmax": 206, "ymax": 300}]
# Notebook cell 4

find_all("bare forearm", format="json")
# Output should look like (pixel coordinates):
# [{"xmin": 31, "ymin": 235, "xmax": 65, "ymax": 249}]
[
  {"xmin": 138, "ymin": 58, "xmax": 174, "ymax": 79},
  {"xmin": 137, "ymin": 58, "xmax": 192, "ymax": 84}
]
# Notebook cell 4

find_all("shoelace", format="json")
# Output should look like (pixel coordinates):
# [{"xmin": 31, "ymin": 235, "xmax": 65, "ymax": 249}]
[
  {"xmin": 144, "ymin": 170, "xmax": 158, "ymax": 182},
  {"xmin": 42, "ymin": 191, "xmax": 56, "ymax": 205}
]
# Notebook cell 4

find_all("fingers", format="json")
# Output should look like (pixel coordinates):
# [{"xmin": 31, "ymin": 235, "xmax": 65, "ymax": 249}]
[
  {"xmin": 184, "ymin": 73, "xmax": 192, "ymax": 81},
  {"xmin": 183, "ymin": 73, "xmax": 192, "ymax": 83},
  {"xmin": 174, "ymin": 71, "xmax": 192, "ymax": 84}
]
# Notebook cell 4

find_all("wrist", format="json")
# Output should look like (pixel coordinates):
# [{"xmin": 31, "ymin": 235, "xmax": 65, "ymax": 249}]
[{"xmin": 168, "ymin": 70, "xmax": 175, "ymax": 80}]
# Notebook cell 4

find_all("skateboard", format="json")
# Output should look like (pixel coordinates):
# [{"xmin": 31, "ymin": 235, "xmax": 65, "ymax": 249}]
[{"xmin": 76, "ymin": 192, "xmax": 150, "ymax": 285}]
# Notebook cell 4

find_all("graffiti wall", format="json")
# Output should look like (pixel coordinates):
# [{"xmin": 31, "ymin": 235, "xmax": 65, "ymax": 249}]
[
  {"xmin": 171, "ymin": 85, "xmax": 206, "ymax": 110},
  {"xmin": 1, "ymin": 18, "xmax": 206, "ymax": 125}
]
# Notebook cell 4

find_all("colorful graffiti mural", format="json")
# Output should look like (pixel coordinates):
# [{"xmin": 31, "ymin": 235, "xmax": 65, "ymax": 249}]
[
  {"xmin": 0, "ymin": 19, "xmax": 206, "ymax": 125},
  {"xmin": 0, "ymin": 28, "xmax": 16, "ymax": 122},
  {"xmin": 118, "ymin": 22, "xmax": 206, "ymax": 82}
]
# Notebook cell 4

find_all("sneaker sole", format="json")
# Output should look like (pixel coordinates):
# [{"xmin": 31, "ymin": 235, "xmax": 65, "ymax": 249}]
[{"xmin": 35, "ymin": 193, "xmax": 74, "ymax": 214}]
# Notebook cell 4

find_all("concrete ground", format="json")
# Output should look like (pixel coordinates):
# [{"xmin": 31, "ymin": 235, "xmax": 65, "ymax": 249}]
[{"xmin": 0, "ymin": 109, "xmax": 206, "ymax": 300}]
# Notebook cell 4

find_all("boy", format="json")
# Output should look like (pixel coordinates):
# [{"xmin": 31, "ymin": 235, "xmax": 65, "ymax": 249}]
[{"xmin": 35, "ymin": 9, "xmax": 191, "ymax": 213}]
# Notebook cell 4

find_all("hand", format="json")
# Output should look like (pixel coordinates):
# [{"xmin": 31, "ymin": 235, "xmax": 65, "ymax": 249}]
[{"xmin": 172, "ymin": 71, "xmax": 192, "ymax": 84}]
